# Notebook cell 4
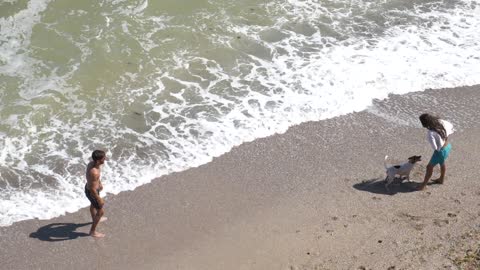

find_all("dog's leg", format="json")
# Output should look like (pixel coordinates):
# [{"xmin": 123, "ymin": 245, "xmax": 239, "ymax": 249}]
[{"xmin": 385, "ymin": 176, "xmax": 392, "ymax": 191}]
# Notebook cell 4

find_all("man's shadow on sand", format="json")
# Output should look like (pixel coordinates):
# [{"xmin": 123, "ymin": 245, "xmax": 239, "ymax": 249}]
[
  {"xmin": 30, "ymin": 222, "xmax": 91, "ymax": 242},
  {"xmin": 353, "ymin": 177, "xmax": 421, "ymax": 195}
]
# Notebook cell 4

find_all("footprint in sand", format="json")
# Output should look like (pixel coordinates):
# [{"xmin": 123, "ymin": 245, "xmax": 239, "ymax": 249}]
[
  {"xmin": 414, "ymin": 223, "xmax": 426, "ymax": 231},
  {"xmin": 290, "ymin": 263, "xmax": 325, "ymax": 270},
  {"xmin": 397, "ymin": 212, "xmax": 425, "ymax": 230},
  {"xmin": 447, "ymin": 213, "xmax": 457, "ymax": 218},
  {"xmin": 433, "ymin": 219, "xmax": 449, "ymax": 227},
  {"xmin": 450, "ymin": 197, "xmax": 461, "ymax": 204},
  {"xmin": 420, "ymin": 191, "xmax": 431, "ymax": 198},
  {"xmin": 398, "ymin": 212, "xmax": 422, "ymax": 221}
]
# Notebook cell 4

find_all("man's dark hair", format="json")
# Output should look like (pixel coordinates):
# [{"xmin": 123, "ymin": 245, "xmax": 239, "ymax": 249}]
[{"xmin": 92, "ymin": 150, "xmax": 106, "ymax": 161}]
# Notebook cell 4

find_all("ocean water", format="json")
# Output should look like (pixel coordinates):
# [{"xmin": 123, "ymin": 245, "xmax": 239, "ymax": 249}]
[{"xmin": 0, "ymin": 0, "xmax": 479, "ymax": 226}]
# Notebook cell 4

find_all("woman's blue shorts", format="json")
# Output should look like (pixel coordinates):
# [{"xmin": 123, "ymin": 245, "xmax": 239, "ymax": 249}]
[{"xmin": 429, "ymin": 143, "xmax": 452, "ymax": 166}]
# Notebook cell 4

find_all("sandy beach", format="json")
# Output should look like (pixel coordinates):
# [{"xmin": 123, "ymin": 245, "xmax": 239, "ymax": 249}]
[{"xmin": 1, "ymin": 85, "xmax": 480, "ymax": 270}]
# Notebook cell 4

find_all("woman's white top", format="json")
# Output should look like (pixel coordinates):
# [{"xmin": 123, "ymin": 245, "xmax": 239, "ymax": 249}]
[{"xmin": 427, "ymin": 119, "xmax": 455, "ymax": 151}]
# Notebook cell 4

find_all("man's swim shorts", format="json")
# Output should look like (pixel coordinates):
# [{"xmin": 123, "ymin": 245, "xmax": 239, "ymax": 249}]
[{"xmin": 85, "ymin": 184, "xmax": 102, "ymax": 209}]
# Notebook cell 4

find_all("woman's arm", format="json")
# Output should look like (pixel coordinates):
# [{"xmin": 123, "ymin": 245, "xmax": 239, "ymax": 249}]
[
  {"xmin": 441, "ymin": 137, "xmax": 448, "ymax": 149},
  {"xmin": 428, "ymin": 131, "xmax": 442, "ymax": 151}
]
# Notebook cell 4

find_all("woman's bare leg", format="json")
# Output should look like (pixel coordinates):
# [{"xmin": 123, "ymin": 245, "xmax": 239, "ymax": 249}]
[
  {"xmin": 433, "ymin": 164, "xmax": 446, "ymax": 184},
  {"xmin": 418, "ymin": 163, "xmax": 434, "ymax": 190}
]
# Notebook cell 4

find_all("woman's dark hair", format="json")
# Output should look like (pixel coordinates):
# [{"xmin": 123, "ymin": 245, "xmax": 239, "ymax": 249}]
[
  {"xmin": 419, "ymin": 113, "xmax": 446, "ymax": 139},
  {"xmin": 92, "ymin": 150, "xmax": 106, "ymax": 161}
]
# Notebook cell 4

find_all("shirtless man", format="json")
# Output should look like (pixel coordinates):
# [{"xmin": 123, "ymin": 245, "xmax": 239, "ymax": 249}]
[{"xmin": 85, "ymin": 150, "xmax": 107, "ymax": 238}]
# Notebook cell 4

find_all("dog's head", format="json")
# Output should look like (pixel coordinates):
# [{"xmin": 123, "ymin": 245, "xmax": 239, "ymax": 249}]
[{"xmin": 407, "ymin": 155, "xmax": 422, "ymax": 163}]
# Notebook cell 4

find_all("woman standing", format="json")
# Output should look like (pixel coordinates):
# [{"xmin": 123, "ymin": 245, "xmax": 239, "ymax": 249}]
[{"xmin": 418, "ymin": 113, "xmax": 455, "ymax": 190}]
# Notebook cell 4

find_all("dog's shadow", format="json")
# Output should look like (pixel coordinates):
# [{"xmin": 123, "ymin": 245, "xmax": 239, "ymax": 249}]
[
  {"xmin": 29, "ymin": 222, "xmax": 91, "ymax": 242},
  {"xmin": 353, "ymin": 177, "xmax": 420, "ymax": 195}
]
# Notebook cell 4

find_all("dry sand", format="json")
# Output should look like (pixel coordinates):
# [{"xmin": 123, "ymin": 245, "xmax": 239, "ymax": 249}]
[{"xmin": 1, "ymin": 86, "xmax": 480, "ymax": 270}]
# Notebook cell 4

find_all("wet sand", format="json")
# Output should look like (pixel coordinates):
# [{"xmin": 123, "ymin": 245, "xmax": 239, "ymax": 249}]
[{"xmin": 1, "ymin": 85, "xmax": 480, "ymax": 270}]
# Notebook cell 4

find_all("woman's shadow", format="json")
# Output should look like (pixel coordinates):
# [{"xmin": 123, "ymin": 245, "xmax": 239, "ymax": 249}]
[{"xmin": 30, "ymin": 222, "xmax": 91, "ymax": 242}]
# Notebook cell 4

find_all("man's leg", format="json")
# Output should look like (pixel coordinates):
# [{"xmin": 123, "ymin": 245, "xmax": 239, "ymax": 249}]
[
  {"xmin": 89, "ymin": 205, "xmax": 96, "ymax": 221},
  {"xmin": 90, "ymin": 205, "xmax": 107, "ymax": 223},
  {"xmin": 89, "ymin": 208, "xmax": 105, "ymax": 238},
  {"xmin": 418, "ymin": 163, "xmax": 434, "ymax": 190}
]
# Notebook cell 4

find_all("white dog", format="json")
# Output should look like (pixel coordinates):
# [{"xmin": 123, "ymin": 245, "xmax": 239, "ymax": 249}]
[{"xmin": 384, "ymin": 155, "xmax": 422, "ymax": 191}]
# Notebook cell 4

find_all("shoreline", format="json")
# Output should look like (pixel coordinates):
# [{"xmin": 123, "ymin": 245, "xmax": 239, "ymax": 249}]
[{"xmin": 1, "ymin": 85, "xmax": 480, "ymax": 269}]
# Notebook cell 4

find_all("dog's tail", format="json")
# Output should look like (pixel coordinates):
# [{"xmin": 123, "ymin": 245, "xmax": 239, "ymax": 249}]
[{"xmin": 384, "ymin": 155, "xmax": 389, "ymax": 169}]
